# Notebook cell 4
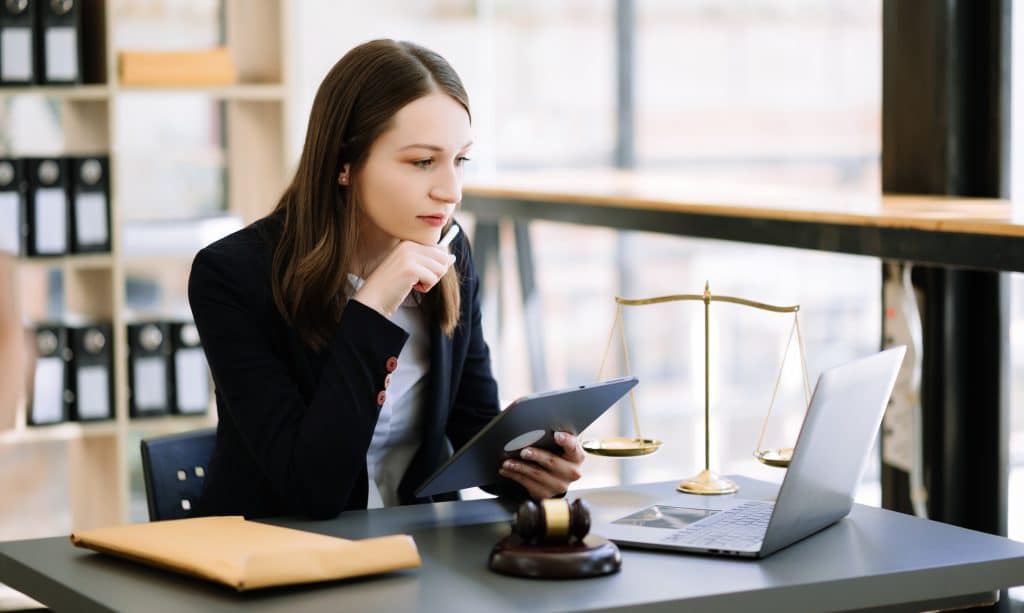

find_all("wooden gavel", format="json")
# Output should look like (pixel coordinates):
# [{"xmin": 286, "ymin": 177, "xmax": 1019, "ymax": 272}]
[{"xmin": 512, "ymin": 498, "xmax": 591, "ymax": 544}]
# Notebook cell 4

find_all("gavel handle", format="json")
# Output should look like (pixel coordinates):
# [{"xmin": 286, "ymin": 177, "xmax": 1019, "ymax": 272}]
[{"xmin": 541, "ymin": 499, "xmax": 571, "ymax": 540}]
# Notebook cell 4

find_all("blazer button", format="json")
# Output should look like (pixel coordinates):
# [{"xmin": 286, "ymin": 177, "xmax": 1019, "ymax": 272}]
[
  {"xmin": 384, "ymin": 374, "xmax": 392, "ymax": 389},
  {"xmin": 385, "ymin": 356, "xmax": 399, "ymax": 372},
  {"xmin": 376, "ymin": 390, "xmax": 387, "ymax": 406}
]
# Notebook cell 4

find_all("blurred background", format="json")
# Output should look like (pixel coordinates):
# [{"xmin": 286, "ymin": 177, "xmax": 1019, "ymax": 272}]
[{"xmin": 1, "ymin": 0, "xmax": 1022, "ymax": 607}]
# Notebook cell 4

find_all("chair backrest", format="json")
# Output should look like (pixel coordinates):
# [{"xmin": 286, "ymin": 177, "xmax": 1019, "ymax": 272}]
[{"xmin": 140, "ymin": 428, "xmax": 217, "ymax": 521}]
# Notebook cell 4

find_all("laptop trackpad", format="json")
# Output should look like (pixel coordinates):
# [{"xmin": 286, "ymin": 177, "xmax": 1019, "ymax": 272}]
[{"xmin": 613, "ymin": 505, "xmax": 719, "ymax": 529}]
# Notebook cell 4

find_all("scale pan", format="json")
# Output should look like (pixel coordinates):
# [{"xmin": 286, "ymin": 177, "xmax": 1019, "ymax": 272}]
[
  {"xmin": 582, "ymin": 437, "xmax": 662, "ymax": 457},
  {"xmin": 755, "ymin": 447, "xmax": 793, "ymax": 468}
]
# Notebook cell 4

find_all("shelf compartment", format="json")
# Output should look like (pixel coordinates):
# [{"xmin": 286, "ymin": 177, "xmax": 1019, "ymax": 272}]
[
  {"xmin": 114, "ymin": 84, "xmax": 285, "ymax": 101},
  {"xmin": 18, "ymin": 254, "xmax": 114, "ymax": 271},
  {"xmin": 0, "ymin": 421, "xmax": 118, "ymax": 445},
  {"xmin": 0, "ymin": 85, "xmax": 110, "ymax": 100},
  {"xmin": 128, "ymin": 414, "xmax": 217, "ymax": 435},
  {"xmin": 226, "ymin": 99, "xmax": 286, "ymax": 223}
]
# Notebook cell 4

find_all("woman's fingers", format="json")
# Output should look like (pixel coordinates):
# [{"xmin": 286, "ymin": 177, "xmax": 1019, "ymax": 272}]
[
  {"xmin": 499, "ymin": 460, "xmax": 566, "ymax": 499},
  {"xmin": 518, "ymin": 446, "xmax": 582, "ymax": 482},
  {"xmin": 554, "ymin": 431, "xmax": 586, "ymax": 464},
  {"xmin": 354, "ymin": 242, "xmax": 456, "ymax": 315},
  {"xmin": 410, "ymin": 254, "xmax": 453, "ymax": 293},
  {"xmin": 497, "ymin": 431, "xmax": 586, "ymax": 499}
]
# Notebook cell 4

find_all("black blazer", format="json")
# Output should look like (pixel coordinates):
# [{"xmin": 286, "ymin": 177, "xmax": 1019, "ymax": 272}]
[{"xmin": 188, "ymin": 214, "xmax": 519, "ymax": 519}]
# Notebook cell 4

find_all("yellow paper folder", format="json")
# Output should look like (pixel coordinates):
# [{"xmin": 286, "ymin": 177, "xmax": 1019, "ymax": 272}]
[
  {"xmin": 70, "ymin": 516, "xmax": 421, "ymax": 591},
  {"xmin": 119, "ymin": 48, "xmax": 238, "ymax": 86}
]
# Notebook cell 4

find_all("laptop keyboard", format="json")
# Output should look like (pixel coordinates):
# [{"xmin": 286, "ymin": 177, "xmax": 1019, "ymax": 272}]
[{"xmin": 660, "ymin": 500, "xmax": 774, "ymax": 551}]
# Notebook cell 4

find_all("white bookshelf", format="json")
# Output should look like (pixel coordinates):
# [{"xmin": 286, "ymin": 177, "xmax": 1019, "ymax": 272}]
[
  {"xmin": 116, "ymin": 83, "xmax": 286, "ymax": 100},
  {"xmin": 1, "ymin": 0, "xmax": 291, "ymax": 530},
  {"xmin": 0, "ymin": 85, "xmax": 110, "ymax": 100}
]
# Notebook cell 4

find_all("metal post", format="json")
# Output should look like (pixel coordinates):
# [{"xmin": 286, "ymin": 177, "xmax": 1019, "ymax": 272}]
[{"xmin": 881, "ymin": 0, "xmax": 1011, "ymax": 553}]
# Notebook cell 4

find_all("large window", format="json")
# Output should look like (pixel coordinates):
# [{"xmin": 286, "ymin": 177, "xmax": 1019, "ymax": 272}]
[
  {"xmin": 292, "ymin": 0, "xmax": 616, "ymax": 170},
  {"xmin": 634, "ymin": 0, "xmax": 879, "ymax": 191},
  {"xmin": 292, "ymin": 1, "xmax": 884, "ymax": 502},
  {"xmin": 494, "ymin": 2, "xmax": 881, "ymax": 498}
]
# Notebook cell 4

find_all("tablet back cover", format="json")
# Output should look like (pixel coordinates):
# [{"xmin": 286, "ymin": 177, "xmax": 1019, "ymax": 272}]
[{"xmin": 416, "ymin": 376, "xmax": 638, "ymax": 497}]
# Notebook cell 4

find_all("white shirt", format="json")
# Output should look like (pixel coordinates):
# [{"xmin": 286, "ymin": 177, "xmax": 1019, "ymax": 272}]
[{"xmin": 345, "ymin": 274, "xmax": 429, "ymax": 508}]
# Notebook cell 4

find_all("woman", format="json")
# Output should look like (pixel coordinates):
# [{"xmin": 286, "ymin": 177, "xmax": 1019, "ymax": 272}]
[{"xmin": 188, "ymin": 39, "xmax": 585, "ymax": 519}]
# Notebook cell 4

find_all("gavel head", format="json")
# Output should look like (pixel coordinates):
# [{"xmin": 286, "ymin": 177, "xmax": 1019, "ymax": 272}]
[{"xmin": 512, "ymin": 498, "xmax": 591, "ymax": 544}]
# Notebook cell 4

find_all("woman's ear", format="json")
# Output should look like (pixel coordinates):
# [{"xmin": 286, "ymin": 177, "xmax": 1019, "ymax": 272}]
[{"xmin": 338, "ymin": 163, "xmax": 351, "ymax": 186}]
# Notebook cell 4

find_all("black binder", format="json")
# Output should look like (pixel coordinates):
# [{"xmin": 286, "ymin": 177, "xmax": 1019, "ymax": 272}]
[
  {"xmin": 127, "ymin": 321, "xmax": 172, "ymax": 418},
  {"xmin": 25, "ymin": 156, "xmax": 70, "ymax": 256},
  {"xmin": 0, "ymin": 158, "xmax": 27, "ymax": 255},
  {"xmin": 0, "ymin": 0, "xmax": 36, "ymax": 86},
  {"xmin": 68, "ymin": 323, "xmax": 113, "ymax": 421},
  {"xmin": 69, "ymin": 155, "xmax": 110, "ymax": 253},
  {"xmin": 28, "ymin": 325, "xmax": 70, "ymax": 426},
  {"xmin": 36, "ymin": 0, "xmax": 82, "ymax": 85},
  {"xmin": 169, "ymin": 321, "xmax": 209, "ymax": 415}
]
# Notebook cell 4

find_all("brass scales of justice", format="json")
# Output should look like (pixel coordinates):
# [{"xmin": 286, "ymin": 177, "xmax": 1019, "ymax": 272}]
[{"xmin": 582, "ymin": 282, "xmax": 812, "ymax": 495}]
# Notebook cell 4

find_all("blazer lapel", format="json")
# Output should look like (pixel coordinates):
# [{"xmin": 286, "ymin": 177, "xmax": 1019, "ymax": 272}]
[{"xmin": 429, "ymin": 323, "xmax": 453, "ymax": 419}]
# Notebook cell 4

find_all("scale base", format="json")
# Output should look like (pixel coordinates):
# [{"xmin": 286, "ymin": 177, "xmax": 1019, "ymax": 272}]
[{"xmin": 676, "ymin": 469, "xmax": 739, "ymax": 495}]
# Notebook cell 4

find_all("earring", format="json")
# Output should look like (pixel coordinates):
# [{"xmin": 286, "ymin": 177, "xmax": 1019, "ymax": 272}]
[{"xmin": 338, "ymin": 173, "xmax": 349, "ymax": 186}]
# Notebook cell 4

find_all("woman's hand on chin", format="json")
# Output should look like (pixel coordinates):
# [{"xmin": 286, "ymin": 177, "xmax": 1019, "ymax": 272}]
[{"xmin": 353, "ymin": 240, "xmax": 455, "ymax": 317}]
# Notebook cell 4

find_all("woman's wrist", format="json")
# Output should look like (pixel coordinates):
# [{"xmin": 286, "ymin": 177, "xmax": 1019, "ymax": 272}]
[{"xmin": 351, "ymin": 288, "xmax": 391, "ymax": 318}]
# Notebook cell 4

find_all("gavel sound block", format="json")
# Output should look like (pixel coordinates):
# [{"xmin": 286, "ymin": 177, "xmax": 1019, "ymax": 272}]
[{"xmin": 488, "ymin": 498, "xmax": 621, "ymax": 579}]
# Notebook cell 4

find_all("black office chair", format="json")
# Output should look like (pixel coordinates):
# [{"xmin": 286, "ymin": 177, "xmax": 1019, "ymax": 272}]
[{"xmin": 140, "ymin": 428, "xmax": 217, "ymax": 521}]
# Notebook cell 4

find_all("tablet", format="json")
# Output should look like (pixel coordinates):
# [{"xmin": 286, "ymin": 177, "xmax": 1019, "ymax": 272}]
[{"xmin": 415, "ymin": 376, "xmax": 639, "ymax": 498}]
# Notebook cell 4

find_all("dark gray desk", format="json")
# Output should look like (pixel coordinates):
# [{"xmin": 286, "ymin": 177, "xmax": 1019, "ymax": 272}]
[{"xmin": 2, "ymin": 477, "xmax": 1024, "ymax": 612}]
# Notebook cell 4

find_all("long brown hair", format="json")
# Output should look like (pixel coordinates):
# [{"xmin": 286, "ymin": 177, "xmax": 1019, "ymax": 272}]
[{"xmin": 269, "ymin": 40, "xmax": 469, "ymax": 350}]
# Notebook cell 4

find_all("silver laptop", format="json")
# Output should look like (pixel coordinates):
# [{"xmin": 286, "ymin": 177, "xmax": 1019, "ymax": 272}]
[{"xmin": 597, "ymin": 346, "xmax": 905, "ymax": 559}]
